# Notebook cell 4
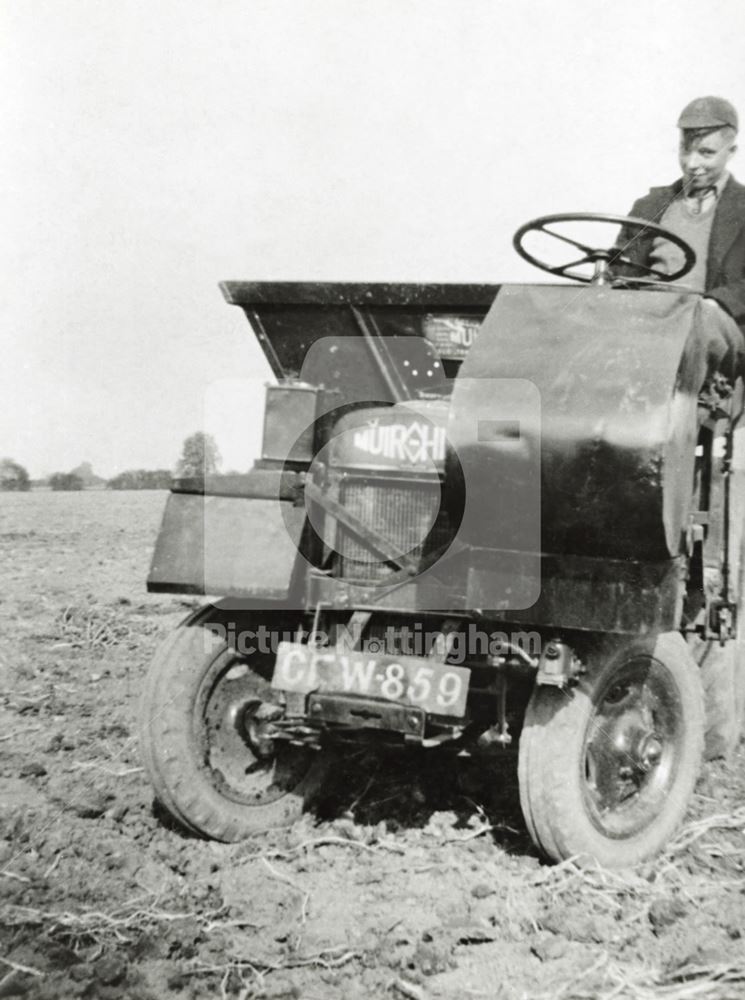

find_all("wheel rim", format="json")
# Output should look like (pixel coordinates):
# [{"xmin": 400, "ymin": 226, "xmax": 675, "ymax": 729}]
[
  {"xmin": 195, "ymin": 651, "xmax": 314, "ymax": 807},
  {"xmin": 581, "ymin": 654, "xmax": 684, "ymax": 839}
]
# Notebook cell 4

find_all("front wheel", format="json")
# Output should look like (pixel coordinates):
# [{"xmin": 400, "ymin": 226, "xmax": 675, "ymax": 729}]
[
  {"xmin": 138, "ymin": 605, "xmax": 326, "ymax": 840},
  {"xmin": 518, "ymin": 632, "xmax": 704, "ymax": 867}
]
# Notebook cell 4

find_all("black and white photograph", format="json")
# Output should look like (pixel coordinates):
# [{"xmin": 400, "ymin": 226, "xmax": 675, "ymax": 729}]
[{"xmin": 2, "ymin": 2, "xmax": 745, "ymax": 997}]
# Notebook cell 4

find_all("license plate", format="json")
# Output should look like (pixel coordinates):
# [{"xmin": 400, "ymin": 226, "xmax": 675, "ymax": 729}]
[{"xmin": 272, "ymin": 642, "xmax": 470, "ymax": 717}]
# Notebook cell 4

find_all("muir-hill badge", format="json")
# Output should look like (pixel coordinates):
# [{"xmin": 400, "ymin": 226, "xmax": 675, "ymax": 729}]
[{"xmin": 352, "ymin": 419, "xmax": 446, "ymax": 465}]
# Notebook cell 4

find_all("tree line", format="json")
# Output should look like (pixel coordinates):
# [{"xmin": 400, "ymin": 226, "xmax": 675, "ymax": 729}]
[{"xmin": 0, "ymin": 432, "xmax": 223, "ymax": 492}]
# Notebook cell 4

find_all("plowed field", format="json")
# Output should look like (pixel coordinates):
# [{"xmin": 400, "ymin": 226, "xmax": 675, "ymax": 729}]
[{"xmin": 1, "ymin": 491, "xmax": 744, "ymax": 1000}]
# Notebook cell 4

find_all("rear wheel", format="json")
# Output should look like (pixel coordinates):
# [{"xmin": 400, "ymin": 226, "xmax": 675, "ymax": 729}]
[
  {"xmin": 139, "ymin": 605, "xmax": 326, "ymax": 840},
  {"xmin": 518, "ymin": 632, "xmax": 704, "ymax": 867}
]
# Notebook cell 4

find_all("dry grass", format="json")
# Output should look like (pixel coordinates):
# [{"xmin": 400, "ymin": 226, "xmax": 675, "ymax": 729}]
[
  {"xmin": 531, "ymin": 956, "xmax": 745, "ymax": 1000},
  {"xmin": 1, "ymin": 893, "xmax": 212, "ymax": 948},
  {"xmin": 528, "ymin": 804, "xmax": 745, "ymax": 1000},
  {"xmin": 600, "ymin": 959, "xmax": 745, "ymax": 1000},
  {"xmin": 55, "ymin": 603, "xmax": 136, "ymax": 650}
]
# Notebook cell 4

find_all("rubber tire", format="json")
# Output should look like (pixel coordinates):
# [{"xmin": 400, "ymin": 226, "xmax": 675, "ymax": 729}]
[
  {"xmin": 517, "ymin": 632, "xmax": 704, "ymax": 867},
  {"xmin": 138, "ymin": 604, "xmax": 327, "ymax": 841}
]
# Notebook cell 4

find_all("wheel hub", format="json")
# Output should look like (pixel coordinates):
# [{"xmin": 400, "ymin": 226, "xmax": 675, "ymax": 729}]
[
  {"xmin": 240, "ymin": 701, "xmax": 284, "ymax": 760},
  {"xmin": 582, "ymin": 655, "xmax": 683, "ymax": 839},
  {"xmin": 636, "ymin": 733, "xmax": 663, "ymax": 771},
  {"xmin": 198, "ymin": 657, "xmax": 311, "ymax": 808}
]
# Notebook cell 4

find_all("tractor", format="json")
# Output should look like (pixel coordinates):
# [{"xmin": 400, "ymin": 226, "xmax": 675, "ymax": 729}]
[{"xmin": 140, "ymin": 213, "xmax": 745, "ymax": 866}]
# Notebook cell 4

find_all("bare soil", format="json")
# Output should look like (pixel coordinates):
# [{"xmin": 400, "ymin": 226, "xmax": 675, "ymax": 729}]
[{"xmin": 1, "ymin": 491, "xmax": 744, "ymax": 1000}]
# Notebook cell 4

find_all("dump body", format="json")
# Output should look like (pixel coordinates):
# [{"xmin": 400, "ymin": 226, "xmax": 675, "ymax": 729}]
[{"xmin": 219, "ymin": 281, "xmax": 497, "ymax": 381}]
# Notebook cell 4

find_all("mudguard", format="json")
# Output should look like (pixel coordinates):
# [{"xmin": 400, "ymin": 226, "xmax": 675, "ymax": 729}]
[{"xmin": 450, "ymin": 285, "xmax": 742, "ymax": 631}]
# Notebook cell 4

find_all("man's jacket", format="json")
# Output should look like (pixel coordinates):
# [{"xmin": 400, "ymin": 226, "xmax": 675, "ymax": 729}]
[{"xmin": 620, "ymin": 175, "xmax": 745, "ymax": 329}]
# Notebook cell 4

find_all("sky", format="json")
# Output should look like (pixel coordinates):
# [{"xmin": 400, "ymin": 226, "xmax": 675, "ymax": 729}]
[{"xmin": 2, "ymin": 0, "xmax": 744, "ymax": 479}]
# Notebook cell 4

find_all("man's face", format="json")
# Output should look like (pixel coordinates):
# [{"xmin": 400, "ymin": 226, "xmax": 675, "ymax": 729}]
[{"xmin": 679, "ymin": 127, "xmax": 736, "ymax": 191}]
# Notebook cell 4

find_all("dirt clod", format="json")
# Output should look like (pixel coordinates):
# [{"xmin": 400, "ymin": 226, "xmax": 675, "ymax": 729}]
[
  {"xmin": 470, "ymin": 882, "xmax": 495, "ymax": 899},
  {"xmin": 531, "ymin": 932, "xmax": 569, "ymax": 962},
  {"xmin": 68, "ymin": 791, "xmax": 110, "ymax": 818},
  {"xmin": 93, "ymin": 956, "xmax": 126, "ymax": 986},
  {"xmin": 69, "ymin": 965, "xmax": 93, "ymax": 983},
  {"xmin": 254, "ymin": 979, "xmax": 300, "ymax": 999},
  {"xmin": 648, "ymin": 895, "xmax": 688, "ymax": 933}
]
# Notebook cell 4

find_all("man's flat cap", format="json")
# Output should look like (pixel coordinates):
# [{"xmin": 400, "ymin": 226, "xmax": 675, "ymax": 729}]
[{"xmin": 678, "ymin": 96, "xmax": 738, "ymax": 131}]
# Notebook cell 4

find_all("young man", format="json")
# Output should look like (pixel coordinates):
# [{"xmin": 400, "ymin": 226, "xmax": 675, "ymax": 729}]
[{"xmin": 620, "ymin": 96, "xmax": 745, "ymax": 340}]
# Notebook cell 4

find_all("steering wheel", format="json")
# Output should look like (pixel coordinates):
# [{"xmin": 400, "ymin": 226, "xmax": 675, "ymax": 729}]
[{"xmin": 512, "ymin": 213, "xmax": 696, "ymax": 286}]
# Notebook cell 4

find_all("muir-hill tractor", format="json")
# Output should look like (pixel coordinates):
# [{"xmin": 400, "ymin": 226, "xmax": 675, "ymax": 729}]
[{"xmin": 139, "ymin": 214, "xmax": 745, "ymax": 867}]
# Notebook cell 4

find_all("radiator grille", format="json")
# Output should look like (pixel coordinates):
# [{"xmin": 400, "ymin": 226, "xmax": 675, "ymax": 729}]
[{"xmin": 334, "ymin": 478, "xmax": 451, "ymax": 583}]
